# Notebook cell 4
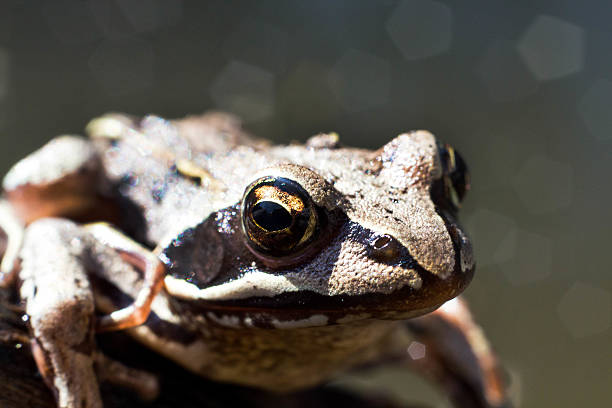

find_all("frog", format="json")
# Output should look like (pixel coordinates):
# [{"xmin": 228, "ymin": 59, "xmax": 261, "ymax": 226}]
[{"xmin": 0, "ymin": 112, "xmax": 509, "ymax": 408}]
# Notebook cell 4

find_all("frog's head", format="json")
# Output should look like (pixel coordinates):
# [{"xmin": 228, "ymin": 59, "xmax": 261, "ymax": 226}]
[{"xmin": 164, "ymin": 131, "xmax": 473, "ymax": 328}]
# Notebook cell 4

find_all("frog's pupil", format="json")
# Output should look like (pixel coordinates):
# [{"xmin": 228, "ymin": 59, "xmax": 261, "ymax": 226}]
[{"xmin": 252, "ymin": 201, "xmax": 293, "ymax": 231}]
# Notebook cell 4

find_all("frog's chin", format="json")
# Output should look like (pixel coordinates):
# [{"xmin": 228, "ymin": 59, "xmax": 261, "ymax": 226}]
[{"xmin": 195, "ymin": 305, "xmax": 441, "ymax": 330}]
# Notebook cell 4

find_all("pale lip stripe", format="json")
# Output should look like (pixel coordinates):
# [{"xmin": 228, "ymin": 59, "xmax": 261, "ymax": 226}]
[{"xmin": 164, "ymin": 272, "xmax": 302, "ymax": 301}]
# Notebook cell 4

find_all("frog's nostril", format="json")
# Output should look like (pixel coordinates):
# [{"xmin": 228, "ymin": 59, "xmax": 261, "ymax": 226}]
[
  {"xmin": 372, "ymin": 235, "xmax": 391, "ymax": 250},
  {"xmin": 368, "ymin": 234, "xmax": 402, "ymax": 263}
]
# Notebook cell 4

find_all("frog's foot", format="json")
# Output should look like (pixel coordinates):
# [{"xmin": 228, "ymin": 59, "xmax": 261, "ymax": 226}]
[
  {"xmin": 405, "ymin": 298, "xmax": 510, "ymax": 408},
  {"xmin": 0, "ymin": 200, "xmax": 24, "ymax": 287},
  {"xmin": 20, "ymin": 218, "xmax": 102, "ymax": 408},
  {"xmin": 84, "ymin": 223, "xmax": 166, "ymax": 332}
]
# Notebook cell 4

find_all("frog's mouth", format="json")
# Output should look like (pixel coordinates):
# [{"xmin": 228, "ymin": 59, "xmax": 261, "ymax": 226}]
[{"xmin": 163, "ymin": 261, "xmax": 473, "ymax": 330}]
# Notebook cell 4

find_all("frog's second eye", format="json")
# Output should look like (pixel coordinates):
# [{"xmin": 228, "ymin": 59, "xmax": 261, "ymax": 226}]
[
  {"xmin": 241, "ymin": 177, "xmax": 318, "ymax": 258},
  {"xmin": 437, "ymin": 143, "xmax": 470, "ymax": 211}
]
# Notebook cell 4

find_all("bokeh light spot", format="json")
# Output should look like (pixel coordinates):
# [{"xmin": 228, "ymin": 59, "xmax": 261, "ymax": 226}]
[
  {"xmin": 557, "ymin": 282, "xmax": 611, "ymax": 338},
  {"xmin": 209, "ymin": 61, "xmax": 275, "ymax": 123},
  {"xmin": 512, "ymin": 155, "xmax": 573, "ymax": 214},
  {"xmin": 578, "ymin": 79, "xmax": 612, "ymax": 142},
  {"xmin": 476, "ymin": 40, "xmax": 538, "ymax": 102},
  {"xmin": 328, "ymin": 49, "xmax": 390, "ymax": 112},
  {"xmin": 407, "ymin": 341, "xmax": 426, "ymax": 360},
  {"xmin": 386, "ymin": 0, "xmax": 452, "ymax": 60},
  {"xmin": 496, "ymin": 229, "xmax": 552, "ymax": 285},
  {"xmin": 517, "ymin": 15, "xmax": 584, "ymax": 80}
]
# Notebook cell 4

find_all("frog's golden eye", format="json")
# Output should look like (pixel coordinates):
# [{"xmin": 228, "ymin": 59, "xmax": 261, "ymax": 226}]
[
  {"xmin": 437, "ymin": 143, "xmax": 470, "ymax": 210},
  {"xmin": 241, "ymin": 177, "xmax": 319, "ymax": 258}
]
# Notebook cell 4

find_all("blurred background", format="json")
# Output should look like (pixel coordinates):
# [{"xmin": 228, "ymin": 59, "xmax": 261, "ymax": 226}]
[{"xmin": 0, "ymin": 1, "xmax": 610, "ymax": 407}]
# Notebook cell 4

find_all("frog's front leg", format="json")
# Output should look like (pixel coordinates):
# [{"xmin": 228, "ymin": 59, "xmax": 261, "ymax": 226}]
[
  {"xmin": 0, "ymin": 134, "xmax": 164, "ymax": 406},
  {"xmin": 405, "ymin": 298, "xmax": 510, "ymax": 408},
  {"xmin": 19, "ymin": 218, "xmax": 101, "ymax": 408},
  {"xmin": 18, "ymin": 218, "xmax": 162, "ymax": 407}
]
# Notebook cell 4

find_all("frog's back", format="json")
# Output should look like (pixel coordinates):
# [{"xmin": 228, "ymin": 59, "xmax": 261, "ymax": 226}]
[{"xmin": 89, "ymin": 112, "xmax": 269, "ymax": 246}]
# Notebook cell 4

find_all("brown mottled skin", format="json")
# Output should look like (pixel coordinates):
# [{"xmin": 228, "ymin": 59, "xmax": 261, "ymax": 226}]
[
  {"xmin": 0, "ymin": 112, "xmax": 494, "ymax": 408},
  {"xmin": 93, "ymin": 113, "xmax": 472, "ymax": 300}
]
